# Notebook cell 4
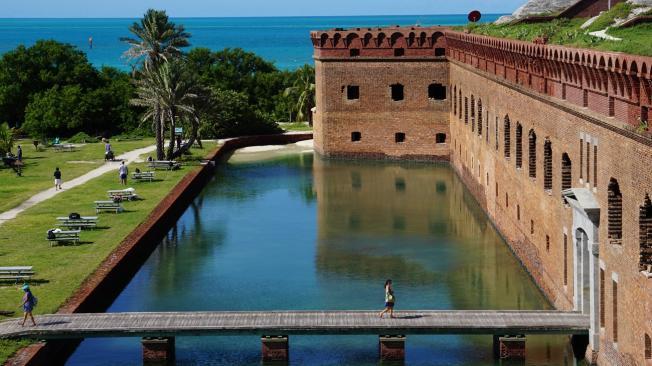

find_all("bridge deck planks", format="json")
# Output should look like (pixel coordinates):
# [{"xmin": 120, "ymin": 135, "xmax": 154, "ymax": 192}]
[{"xmin": 0, "ymin": 310, "xmax": 590, "ymax": 339}]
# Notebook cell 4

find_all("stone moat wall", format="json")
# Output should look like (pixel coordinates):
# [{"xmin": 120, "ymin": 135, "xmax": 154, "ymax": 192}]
[{"xmin": 313, "ymin": 26, "xmax": 652, "ymax": 366}]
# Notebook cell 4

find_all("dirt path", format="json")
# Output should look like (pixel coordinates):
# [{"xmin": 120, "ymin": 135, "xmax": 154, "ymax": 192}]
[{"xmin": 0, "ymin": 145, "xmax": 156, "ymax": 226}]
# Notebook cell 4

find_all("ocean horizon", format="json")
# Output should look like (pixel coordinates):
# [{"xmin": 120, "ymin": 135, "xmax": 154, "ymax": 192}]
[{"xmin": 0, "ymin": 14, "xmax": 503, "ymax": 70}]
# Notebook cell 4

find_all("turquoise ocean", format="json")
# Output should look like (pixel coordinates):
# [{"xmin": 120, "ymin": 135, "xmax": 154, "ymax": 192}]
[{"xmin": 0, "ymin": 15, "xmax": 502, "ymax": 70}]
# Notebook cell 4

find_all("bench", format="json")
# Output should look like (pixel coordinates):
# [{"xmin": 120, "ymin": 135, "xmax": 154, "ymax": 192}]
[
  {"xmin": 0, "ymin": 266, "xmax": 34, "ymax": 283},
  {"xmin": 132, "ymin": 171, "xmax": 155, "ymax": 182},
  {"xmin": 147, "ymin": 160, "xmax": 180, "ymax": 170},
  {"xmin": 56, "ymin": 216, "xmax": 98, "ymax": 230},
  {"xmin": 52, "ymin": 144, "xmax": 76, "ymax": 152},
  {"xmin": 95, "ymin": 200, "xmax": 123, "ymax": 213},
  {"xmin": 46, "ymin": 230, "xmax": 80, "ymax": 246},
  {"xmin": 107, "ymin": 189, "xmax": 138, "ymax": 201}
]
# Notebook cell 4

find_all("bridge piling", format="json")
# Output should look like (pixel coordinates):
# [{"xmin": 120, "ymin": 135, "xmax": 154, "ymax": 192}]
[
  {"xmin": 379, "ymin": 335, "xmax": 405, "ymax": 361},
  {"xmin": 492, "ymin": 335, "xmax": 526, "ymax": 360},
  {"xmin": 261, "ymin": 335, "xmax": 289, "ymax": 363},
  {"xmin": 141, "ymin": 336, "xmax": 175, "ymax": 366}
]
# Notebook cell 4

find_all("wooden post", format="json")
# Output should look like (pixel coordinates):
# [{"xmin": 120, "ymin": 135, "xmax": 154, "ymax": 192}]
[
  {"xmin": 493, "ymin": 335, "xmax": 526, "ymax": 360},
  {"xmin": 141, "ymin": 337, "xmax": 175, "ymax": 366},
  {"xmin": 261, "ymin": 335, "xmax": 289, "ymax": 363},
  {"xmin": 379, "ymin": 335, "xmax": 405, "ymax": 361}
]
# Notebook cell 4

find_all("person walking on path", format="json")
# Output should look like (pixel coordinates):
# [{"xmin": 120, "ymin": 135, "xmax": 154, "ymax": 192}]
[
  {"xmin": 379, "ymin": 279, "xmax": 395, "ymax": 318},
  {"xmin": 119, "ymin": 161, "xmax": 128, "ymax": 186},
  {"xmin": 19, "ymin": 284, "xmax": 37, "ymax": 326},
  {"xmin": 53, "ymin": 167, "xmax": 62, "ymax": 190},
  {"xmin": 16, "ymin": 145, "xmax": 22, "ymax": 161}
]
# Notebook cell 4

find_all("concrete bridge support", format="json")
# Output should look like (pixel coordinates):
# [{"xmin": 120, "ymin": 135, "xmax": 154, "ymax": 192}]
[
  {"xmin": 141, "ymin": 337, "xmax": 175, "ymax": 366},
  {"xmin": 261, "ymin": 335, "xmax": 289, "ymax": 363},
  {"xmin": 379, "ymin": 335, "xmax": 406, "ymax": 361},
  {"xmin": 493, "ymin": 335, "xmax": 526, "ymax": 360}
]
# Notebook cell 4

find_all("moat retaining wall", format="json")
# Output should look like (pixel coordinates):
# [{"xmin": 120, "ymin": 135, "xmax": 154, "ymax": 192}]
[{"xmin": 5, "ymin": 133, "xmax": 313, "ymax": 366}]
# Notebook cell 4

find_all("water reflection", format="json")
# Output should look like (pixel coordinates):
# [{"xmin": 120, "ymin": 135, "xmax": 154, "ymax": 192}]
[{"xmin": 67, "ymin": 151, "xmax": 579, "ymax": 366}]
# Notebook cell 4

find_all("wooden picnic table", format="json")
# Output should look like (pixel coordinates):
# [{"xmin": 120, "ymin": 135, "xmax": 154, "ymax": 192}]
[
  {"xmin": 132, "ymin": 171, "xmax": 155, "ymax": 182},
  {"xmin": 94, "ymin": 200, "xmax": 123, "ymax": 213},
  {"xmin": 56, "ymin": 216, "xmax": 98, "ymax": 230},
  {"xmin": 46, "ymin": 229, "xmax": 81, "ymax": 246},
  {"xmin": 0, "ymin": 266, "xmax": 34, "ymax": 283},
  {"xmin": 52, "ymin": 144, "xmax": 76, "ymax": 152},
  {"xmin": 107, "ymin": 189, "xmax": 138, "ymax": 201},
  {"xmin": 147, "ymin": 160, "xmax": 180, "ymax": 170}
]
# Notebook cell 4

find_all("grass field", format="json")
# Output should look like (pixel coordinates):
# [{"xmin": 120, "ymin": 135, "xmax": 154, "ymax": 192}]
[
  {"xmin": 464, "ymin": 3, "xmax": 652, "ymax": 56},
  {"xmin": 279, "ymin": 122, "xmax": 313, "ymax": 132},
  {"xmin": 0, "ymin": 141, "xmax": 217, "ymax": 362},
  {"xmin": 0, "ymin": 139, "xmax": 155, "ymax": 213}
]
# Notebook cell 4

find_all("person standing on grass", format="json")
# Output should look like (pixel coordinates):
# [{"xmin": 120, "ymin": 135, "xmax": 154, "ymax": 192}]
[
  {"xmin": 17, "ymin": 145, "xmax": 22, "ymax": 161},
  {"xmin": 19, "ymin": 284, "xmax": 36, "ymax": 327},
  {"xmin": 379, "ymin": 279, "xmax": 395, "ymax": 318},
  {"xmin": 53, "ymin": 167, "xmax": 62, "ymax": 190},
  {"xmin": 119, "ymin": 161, "xmax": 128, "ymax": 186}
]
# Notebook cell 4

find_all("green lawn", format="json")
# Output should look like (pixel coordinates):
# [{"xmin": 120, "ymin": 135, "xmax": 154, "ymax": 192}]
[
  {"xmin": 0, "ymin": 141, "xmax": 217, "ymax": 362},
  {"xmin": 0, "ymin": 139, "xmax": 156, "ymax": 213},
  {"xmin": 464, "ymin": 5, "xmax": 652, "ymax": 56},
  {"xmin": 279, "ymin": 122, "xmax": 313, "ymax": 132}
]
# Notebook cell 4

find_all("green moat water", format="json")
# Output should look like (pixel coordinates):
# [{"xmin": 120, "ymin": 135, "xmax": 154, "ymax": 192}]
[{"xmin": 67, "ymin": 146, "xmax": 580, "ymax": 365}]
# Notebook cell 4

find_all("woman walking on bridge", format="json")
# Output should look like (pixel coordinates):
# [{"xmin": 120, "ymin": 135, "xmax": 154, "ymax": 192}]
[
  {"xmin": 19, "ymin": 284, "xmax": 36, "ymax": 326},
  {"xmin": 379, "ymin": 279, "xmax": 395, "ymax": 318}
]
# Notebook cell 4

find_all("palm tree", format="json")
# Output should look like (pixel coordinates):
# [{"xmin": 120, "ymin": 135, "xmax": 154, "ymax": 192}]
[
  {"xmin": 131, "ymin": 60, "xmax": 202, "ymax": 160},
  {"xmin": 284, "ymin": 65, "xmax": 315, "ymax": 124},
  {"xmin": 121, "ymin": 9, "xmax": 190, "ymax": 70},
  {"xmin": 122, "ymin": 9, "xmax": 192, "ymax": 159}
]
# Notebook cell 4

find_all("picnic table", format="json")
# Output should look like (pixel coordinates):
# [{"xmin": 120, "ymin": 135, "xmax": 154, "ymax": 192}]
[
  {"xmin": 46, "ymin": 229, "xmax": 81, "ymax": 246},
  {"xmin": 148, "ymin": 160, "xmax": 180, "ymax": 170},
  {"xmin": 132, "ymin": 171, "xmax": 155, "ymax": 182},
  {"xmin": 107, "ymin": 188, "xmax": 138, "ymax": 201},
  {"xmin": 0, "ymin": 266, "xmax": 34, "ymax": 283},
  {"xmin": 52, "ymin": 144, "xmax": 76, "ymax": 152},
  {"xmin": 94, "ymin": 200, "xmax": 123, "ymax": 213},
  {"xmin": 56, "ymin": 216, "xmax": 98, "ymax": 230}
]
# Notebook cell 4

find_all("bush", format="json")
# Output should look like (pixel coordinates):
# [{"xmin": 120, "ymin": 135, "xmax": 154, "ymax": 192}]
[
  {"xmin": 67, "ymin": 132, "xmax": 97, "ymax": 143},
  {"xmin": 0, "ymin": 122, "xmax": 15, "ymax": 156}
]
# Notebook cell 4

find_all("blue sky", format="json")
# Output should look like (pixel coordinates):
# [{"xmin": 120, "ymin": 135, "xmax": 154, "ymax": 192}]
[{"xmin": 1, "ymin": 0, "xmax": 523, "ymax": 18}]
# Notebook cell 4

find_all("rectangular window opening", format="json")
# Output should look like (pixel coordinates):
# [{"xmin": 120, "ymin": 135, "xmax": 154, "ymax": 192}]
[
  {"xmin": 391, "ymin": 84, "xmax": 404, "ymax": 101},
  {"xmin": 394, "ymin": 48, "xmax": 405, "ymax": 57},
  {"xmin": 346, "ymin": 85, "xmax": 360, "ymax": 100},
  {"xmin": 428, "ymin": 84, "xmax": 446, "ymax": 100},
  {"xmin": 351, "ymin": 131, "xmax": 361, "ymax": 142},
  {"xmin": 349, "ymin": 48, "xmax": 360, "ymax": 57},
  {"xmin": 395, "ymin": 132, "xmax": 406, "ymax": 143},
  {"xmin": 434, "ymin": 48, "xmax": 445, "ymax": 56}
]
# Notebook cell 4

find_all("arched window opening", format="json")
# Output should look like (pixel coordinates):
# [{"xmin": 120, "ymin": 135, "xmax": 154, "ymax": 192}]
[
  {"xmin": 464, "ymin": 97, "xmax": 468, "ymax": 124},
  {"xmin": 544, "ymin": 139, "xmax": 552, "ymax": 191},
  {"xmin": 391, "ymin": 84, "xmax": 404, "ymax": 101},
  {"xmin": 428, "ymin": 83, "xmax": 446, "ymax": 100},
  {"xmin": 608, "ymin": 178, "xmax": 623, "ymax": 244},
  {"xmin": 528, "ymin": 129, "xmax": 537, "ymax": 178},
  {"xmin": 458, "ymin": 90, "xmax": 463, "ymax": 119},
  {"xmin": 645, "ymin": 333, "xmax": 652, "ymax": 360},
  {"xmin": 471, "ymin": 95, "xmax": 475, "ymax": 132},
  {"xmin": 495, "ymin": 117, "xmax": 499, "ymax": 151},
  {"xmin": 477, "ymin": 99, "xmax": 483, "ymax": 136},
  {"xmin": 515, "ymin": 123, "xmax": 523, "ymax": 168},
  {"xmin": 639, "ymin": 194, "xmax": 652, "ymax": 271},
  {"xmin": 561, "ymin": 153, "xmax": 572, "ymax": 191},
  {"xmin": 453, "ymin": 86, "xmax": 457, "ymax": 115},
  {"xmin": 503, "ymin": 116, "xmax": 511, "ymax": 159}
]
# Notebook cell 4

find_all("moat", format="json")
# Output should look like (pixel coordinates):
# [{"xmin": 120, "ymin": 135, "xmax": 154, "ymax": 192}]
[{"xmin": 67, "ymin": 146, "xmax": 579, "ymax": 365}]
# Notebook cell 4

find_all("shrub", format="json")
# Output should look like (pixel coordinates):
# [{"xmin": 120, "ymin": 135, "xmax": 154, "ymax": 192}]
[
  {"xmin": 0, "ymin": 122, "xmax": 15, "ymax": 156},
  {"xmin": 67, "ymin": 132, "xmax": 97, "ymax": 143}
]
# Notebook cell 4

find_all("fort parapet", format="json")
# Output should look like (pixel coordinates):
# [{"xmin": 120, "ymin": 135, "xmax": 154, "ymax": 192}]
[{"xmin": 312, "ymin": 26, "xmax": 652, "ymax": 366}]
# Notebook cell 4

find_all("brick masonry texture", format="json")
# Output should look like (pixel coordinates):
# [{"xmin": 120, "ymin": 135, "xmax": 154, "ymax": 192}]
[{"xmin": 313, "ymin": 27, "xmax": 652, "ymax": 366}]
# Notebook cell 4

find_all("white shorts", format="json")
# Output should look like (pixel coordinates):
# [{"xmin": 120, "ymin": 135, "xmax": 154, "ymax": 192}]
[{"xmin": 54, "ymin": 178, "xmax": 62, "ymax": 185}]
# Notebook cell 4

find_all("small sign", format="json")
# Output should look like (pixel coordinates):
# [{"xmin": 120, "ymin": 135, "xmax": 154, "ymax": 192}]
[
  {"xmin": 468, "ymin": 10, "xmax": 482, "ymax": 23},
  {"xmin": 174, "ymin": 127, "xmax": 183, "ymax": 136}
]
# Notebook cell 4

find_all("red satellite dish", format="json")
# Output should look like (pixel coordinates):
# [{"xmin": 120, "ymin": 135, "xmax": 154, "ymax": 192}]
[{"xmin": 468, "ymin": 10, "xmax": 482, "ymax": 22}]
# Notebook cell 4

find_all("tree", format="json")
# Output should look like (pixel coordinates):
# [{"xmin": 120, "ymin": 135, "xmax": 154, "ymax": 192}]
[
  {"xmin": 0, "ymin": 40, "xmax": 100, "ymax": 127},
  {"xmin": 132, "ymin": 60, "xmax": 202, "ymax": 160},
  {"xmin": 121, "ymin": 9, "xmax": 190, "ymax": 70},
  {"xmin": 123, "ymin": 8, "xmax": 192, "ymax": 159},
  {"xmin": 0, "ymin": 122, "xmax": 15, "ymax": 156},
  {"xmin": 284, "ymin": 65, "xmax": 315, "ymax": 124}
]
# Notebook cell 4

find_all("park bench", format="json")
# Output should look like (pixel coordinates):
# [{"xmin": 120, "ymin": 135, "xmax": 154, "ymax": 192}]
[
  {"xmin": 56, "ymin": 216, "xmax": 98, "ymax": 230},
  {"xmin": 132, "ymin": 171, "xmax": 155, "ymax": 182},
  {"xmin": 95, "ymin": 200, "xmax": 123, "ymax": 213},
  {"xmin": 52, "ymin": 143, "xmax": 76, "ymax": 152},
  {"xmin": 147, "ymin": 160, "xmax": 180, "ymax": 170},
  {"xmin": 46, "ymin": 229, "xmax": 81, "ymax": 246},
  {"xmin": 0, "ymin": 266, "xmax": 34, "ymax": 283},
  {"xmin": 107, "ymin": 188, "xmax": 138, "ymax": 201}
]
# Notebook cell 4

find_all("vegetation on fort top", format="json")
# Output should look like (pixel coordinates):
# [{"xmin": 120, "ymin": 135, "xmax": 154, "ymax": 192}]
[
  {"xmin": 463, "ymin": 3, "xmax": 652, "ymax": 56},
  {"xmin": 0, "ymin": 141, "xmax": 217, "ymax": 362}
]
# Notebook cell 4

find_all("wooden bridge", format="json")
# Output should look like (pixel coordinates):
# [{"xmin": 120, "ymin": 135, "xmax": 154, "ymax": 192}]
[{"xmin": 0, "ymin": 310, "xmax": 590, "ymax": 363}]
